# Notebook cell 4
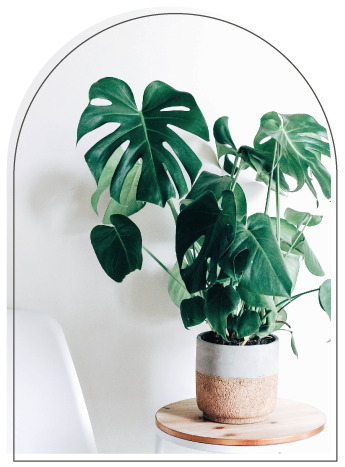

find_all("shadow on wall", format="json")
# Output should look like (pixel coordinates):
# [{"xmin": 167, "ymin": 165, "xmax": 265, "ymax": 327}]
[{"xmin": 27, "ymin": 167, "xmax": 97, "ymax": 235}]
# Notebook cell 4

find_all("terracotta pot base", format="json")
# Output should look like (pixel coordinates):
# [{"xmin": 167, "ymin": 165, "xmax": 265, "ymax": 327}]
[{"xmin": 202, "ymin": 412, "xmax": 268, "ymax": 425}]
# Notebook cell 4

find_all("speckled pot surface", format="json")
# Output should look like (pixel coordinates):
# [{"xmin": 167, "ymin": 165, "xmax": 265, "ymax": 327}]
[{"xmin": 196, "ymin": 331, "xmax": 279, "ymax": 424}]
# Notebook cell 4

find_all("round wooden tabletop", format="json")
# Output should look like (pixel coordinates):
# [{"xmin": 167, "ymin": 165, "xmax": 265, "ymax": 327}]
[{"xmin": 155, "ymin": 398, "xmax": 326, "ymax": 446}]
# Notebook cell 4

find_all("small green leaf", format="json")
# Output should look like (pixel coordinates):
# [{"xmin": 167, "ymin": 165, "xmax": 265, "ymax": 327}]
[
  {"xmin": 273, "ymin": 308, "xmax": 287, "ymax": 332},
  {"xmin": 303, "ymin": 239, "xmax": 325, "ymax": 277},
  {"xmin": 205, "ymin": 283, "xmax": 240, "ymax": 341},
  {"xmin": 284, "ymin": 208, "xmax": 322, "ymax": 228},
  {"xmin": 213, "ymin": 116, "xmax": 237, "ymax": 150},
  {"xmin": 237, "ymin": 309, "xmax": 261, "ymax": 339},
  {"xmin": 319, "ymin": 279, "xmax": 331, "ymax": 319},
  {"xmin": 180, "ymin": 296, "xmax": 206, "ymax": 329},
  {"xmin": 90, "ymin": 214, "xmax": 142, "ymax": 282},
  {"xmin": 168, "ymin": 261, "xmax": 192, "ymax": 307}
]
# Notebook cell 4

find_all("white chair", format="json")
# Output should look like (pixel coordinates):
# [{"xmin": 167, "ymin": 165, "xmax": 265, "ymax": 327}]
[{"xmin": 7, "ymin": 308, "xmax": 97, "ymax": 454}]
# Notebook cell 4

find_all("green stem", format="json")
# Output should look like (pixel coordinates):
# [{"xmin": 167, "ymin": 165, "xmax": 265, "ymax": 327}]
[
  {"xmin": 283, "ymin": 215, "xmax": 312, "ymax": 258},
  {"xmin": 276, "ymin": 160, "xmax": 280, "ymax": 242},
  {"xmin": 230, "ymin": 153, "xmax": 240, "ymax": 180},
  {"xmin": 167, "ymin": 199, "xmax": 178, "ymax": 223},
  {"xmin": 276, "ymin": 287, "xmax": 320, "ymax": 314},
  {"xmin": 231, "ymin": 160, "xmax": 244, "ymax": 190},
  {"xmin": 142, "ymin": 245, "xmax": 189, "ymax": 292},
  {"xmin": 264, "ymin": 141, "xmax": 278, "ymax": 215}
]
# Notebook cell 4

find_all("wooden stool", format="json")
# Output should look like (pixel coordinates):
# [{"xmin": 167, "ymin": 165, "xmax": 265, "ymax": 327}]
[{"xmin": 155, "ymin": 398, "xmax": 326, "ymax": 454}]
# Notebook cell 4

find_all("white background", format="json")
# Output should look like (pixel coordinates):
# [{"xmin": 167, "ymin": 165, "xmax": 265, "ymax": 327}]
[{"xmin": 2, "ymin": 0, "xmax": 343, "ymax": 463}]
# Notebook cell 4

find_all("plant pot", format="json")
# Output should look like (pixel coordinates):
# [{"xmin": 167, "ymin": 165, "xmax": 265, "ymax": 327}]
[{"xmin": 196, "ymin": 331, "xmax": 279, "ymax": 424}]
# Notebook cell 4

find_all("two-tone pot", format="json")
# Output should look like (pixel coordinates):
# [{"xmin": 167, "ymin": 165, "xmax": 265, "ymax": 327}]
[{"xmin": 196, "ymin": 331, "xmax": 279, "ymax": 424}]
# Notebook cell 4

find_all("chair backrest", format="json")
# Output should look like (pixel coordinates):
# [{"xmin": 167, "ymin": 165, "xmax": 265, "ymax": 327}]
[{"xmin": 8, "ymin": 309, "xmax": 97, "ymax": 454}]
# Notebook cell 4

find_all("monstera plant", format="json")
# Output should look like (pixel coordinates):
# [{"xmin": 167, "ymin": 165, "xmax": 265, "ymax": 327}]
[{"xmin": 77, "ymin": 77, "xmax": 331, "ymax": 356}]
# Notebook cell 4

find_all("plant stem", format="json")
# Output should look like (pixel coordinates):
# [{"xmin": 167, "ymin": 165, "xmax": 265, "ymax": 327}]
[
  {"xmin": 275, "ymin": 160, "xmax": 280, "ymax": 242},
  {"xmin": 142, "ymin": 245, "xmax": 189, "ymax": 292},
  {"xmin": 230, "ymin": 153, "xmax": 240, "ymax": 180},
  {"xmin": 231, "ymin": 160, "xmax": 244, "ymax": 190},
  {"xmin": 167, "ymin": 199, "xmax": 178, "ymax": 223},
  {"xmin": 276, "ymin": 287, "xmax": 320, "ymax": 314},
  {"xmin": 264, "ymin": 141, "xmax": 278, "ymax": 215},
  {"xmin": 283, "ymin": 215, "xmax": 312, "ymax": 258}
]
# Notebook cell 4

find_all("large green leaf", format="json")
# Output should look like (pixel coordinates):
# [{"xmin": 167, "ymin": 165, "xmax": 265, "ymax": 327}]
[
  {"xmin": 176, "ymin": 190, "xmax": 237, "ymax": 293},
  {"xmin": 205, "ymin": 283, "xmax": 240, "ymax": 340},
  {"xmin": 186, "ymin": 171, "xmax": 246, "ymax": 221},
  {"xmin": 221, "ymin": 214, "xmax": 292, "ymax": 298},
  {"xmin": 102, "ymin": 159, "xmax": 145, "ymax": 223},
  {"xmin": 90, "ymin": 214, "xmax": 142, "ymax": 282},
  {"xmin": 168, "ymin": 261, "xmax": 192, "ymax": 307},
  {"xmin": 319, "ymin": 279, "xmax": 331, "ymax": 319},
  {"xmin": 284, "ymin": 208, "xmax": 322, "ymax": 228},
  {"xmin": 180, "ymin": 296, "xmax": 206, "ymax": 329},
  {"xmin": 77, "ymin": 78, "xmax": 209, "ymax": 207},
  {"xmin": 254, "ymin": 112, "xmax": 331, "ymax": 202}
]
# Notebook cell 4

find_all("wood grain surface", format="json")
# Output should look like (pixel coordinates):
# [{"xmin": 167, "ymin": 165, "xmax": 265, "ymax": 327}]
[{"xmin": 155, "ymin": 398, "xmax": 326, "ymax": 446}]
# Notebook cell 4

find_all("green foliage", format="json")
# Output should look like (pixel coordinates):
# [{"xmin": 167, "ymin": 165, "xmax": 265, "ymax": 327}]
[
  {"xmin": 205, "ymin": 283, "xmax": 240, "ymax": 341},
  {"xmin": 77, "ymin": 77, "xmax": 209, "ymax": 207},
  {"xmin": 221, "ymin": 214, "xmax": 292, "ymax": 298},
  {"xmin": 77, "ymin": 80, "xmax": 331, "ymax": 352},
  {"xmin": 319, "ymin": 279, "xmax": 331, "ymax": 319},
  {"xmin": 90, "ymin": 214, "xmax": 142, "ymax": 282},
  {"xmin": 180, "ymin": 297, "xmax": 206, "ymax": 329},
  {"xmin": 176, "ymin": 190, "xmax": 237, "ymax": 293},
  {"xmin": 186, "ymin": 171, "xmax": 247, "ymax": 221},
  {"xmin": 254, "ymin": 112, "xmax": 330, "ymax": 203},
  {"xmin": 168, "ymin": 261, "xmax": 192, "ymax": 307}
]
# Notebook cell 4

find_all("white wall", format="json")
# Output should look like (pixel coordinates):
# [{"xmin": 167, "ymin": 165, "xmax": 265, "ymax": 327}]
[{"xmin": 8, "ymin": 8, "xmax": 334, "ymax": 455}]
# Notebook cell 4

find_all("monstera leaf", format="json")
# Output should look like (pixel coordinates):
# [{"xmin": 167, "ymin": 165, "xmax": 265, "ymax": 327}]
[
  {"xmin": 176, "ymin": 190, "xmax": 237, "ymax": 293},
  {"xmin": 205, "ymin": 283, "xmax": 240, "ymax": 340},
  {"xmin": 237, "ymin": 308, "xmax": 261, "ymax": 338},
  {"xmin": 213, "ymin": 116, "xmax": 288, "ymax": 193},
  {"xmin": 220, "ymin": 213, "xmax": 292, "ymax": 298},
  {"xmin": 90, "ymin": 214, "xmax": 142, "ymax": 282},
  {"xmin": 77, "ymin": 78, "xmax": 209, "ymax": 207},
  {"xmin": 186, "ymin": 171, "xmax": 247, "ymax": 220},
  {"xmin": 254, "ymin": 112, "xmax": 331, "ymax": 202}
]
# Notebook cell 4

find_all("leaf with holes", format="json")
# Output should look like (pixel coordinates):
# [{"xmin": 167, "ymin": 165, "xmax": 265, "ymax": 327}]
[
  {"xmin": 254, "ymin": 112, "xmax": 330, "ymax": 202},
  {"xmin": 90, "ymin": 214, "xmax": 142, "ymax": 282},
  {"xmin": 176, "ymin": 190, "xmax": 237, "ymax": 294},
  {"xmin": 77, "ymin": 77, "xmax": 209, "ymax": 207}
]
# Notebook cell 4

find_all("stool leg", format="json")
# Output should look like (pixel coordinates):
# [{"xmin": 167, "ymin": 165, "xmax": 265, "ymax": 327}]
[{"xmin": 154, "ymin": 432, "xmax": 164, "ymax": 454}]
